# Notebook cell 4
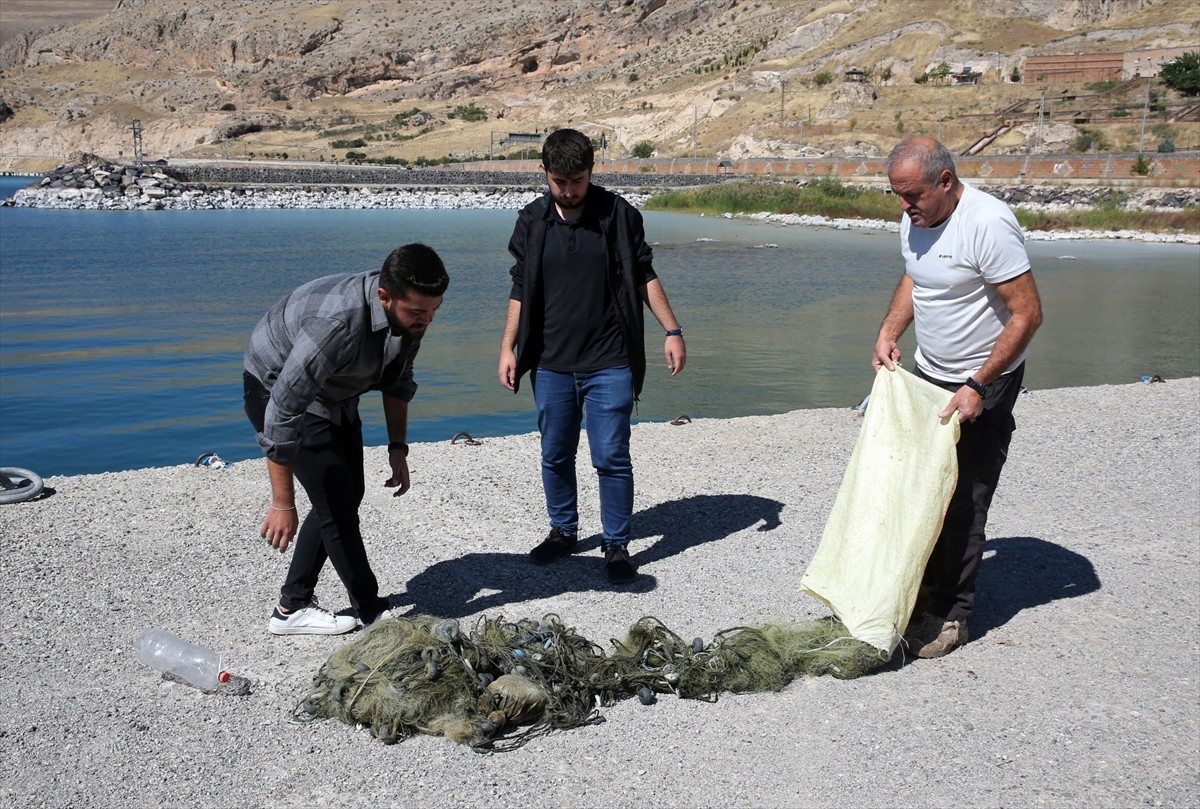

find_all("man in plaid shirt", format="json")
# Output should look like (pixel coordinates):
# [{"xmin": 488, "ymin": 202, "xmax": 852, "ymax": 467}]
[{"xmin": 243, "ymin": 243, "xmax": 449, "ymax": 635}]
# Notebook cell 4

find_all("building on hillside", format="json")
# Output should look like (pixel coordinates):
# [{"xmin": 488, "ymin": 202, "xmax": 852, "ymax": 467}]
[
  {"xmin": 1023, "ymin": 47, "xmax": 1194, "ymax": 84},
  {"xmin": 952, "ymin": 67, "xmax": 981, "ymax": 85},
  {"xmin": 1124, "ymin": 47, "xmax": 1195, "ymax": 78}
]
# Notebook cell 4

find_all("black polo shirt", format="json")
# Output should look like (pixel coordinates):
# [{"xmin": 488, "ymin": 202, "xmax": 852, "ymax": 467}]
[{"xmin": 538, "ymin": 203, "xmax": 628, "ymax": 373}]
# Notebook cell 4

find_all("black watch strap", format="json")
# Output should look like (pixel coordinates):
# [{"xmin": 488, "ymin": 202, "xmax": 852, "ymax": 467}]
[{"xmin": 964, "ymin": 377, "xmax": 992, "ymax": 398}]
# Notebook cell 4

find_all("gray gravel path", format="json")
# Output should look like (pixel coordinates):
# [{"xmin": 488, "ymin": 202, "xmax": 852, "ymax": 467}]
[{"xmin": 2, "ymin": 379, "xmax": 1197, "ymax": 809}]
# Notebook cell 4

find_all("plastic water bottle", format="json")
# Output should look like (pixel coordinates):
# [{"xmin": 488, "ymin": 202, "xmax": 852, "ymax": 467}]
[{"xmin": 135, "ymin": 627, "xmax": 229, "ymax": 690}]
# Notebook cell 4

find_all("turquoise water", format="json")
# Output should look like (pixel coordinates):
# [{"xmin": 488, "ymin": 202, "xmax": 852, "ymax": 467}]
[{"xmin": 1, "ymin": 175, "xmax": 1197, "ymax": 476}]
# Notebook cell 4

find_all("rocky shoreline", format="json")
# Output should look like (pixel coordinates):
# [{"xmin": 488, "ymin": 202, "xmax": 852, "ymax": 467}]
[
  {"xmin": 1, "ymin": 379, "xmax": 1197, "ymax": 808},
  {"xmin": 5, "ymin": 158, "xmax": 1199, "ymax": 243}
]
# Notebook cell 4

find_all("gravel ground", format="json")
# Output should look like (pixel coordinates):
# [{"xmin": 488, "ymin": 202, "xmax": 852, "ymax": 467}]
[{"xmin": 2, "ymin": 378, "xmax": 1197, "ymax": 809}]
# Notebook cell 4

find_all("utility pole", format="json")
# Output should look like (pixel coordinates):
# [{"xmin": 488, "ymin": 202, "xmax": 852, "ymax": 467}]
[
  {"xmin": 1138, "ymin": 68, "xmax": 1153, "ymax": 153},
  {"xmin": 130, "ymin": 118, "xmax": 143, "ymax": 166},
  {"xmin": 779, "ymin": 78, "xmax": 786, "ymax": 132},
  {"xmin": 1035, "ymin": 89, "xmax": 1045, "ymax": 153}
]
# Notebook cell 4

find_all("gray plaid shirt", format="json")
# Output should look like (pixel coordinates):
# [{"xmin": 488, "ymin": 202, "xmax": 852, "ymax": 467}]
[{"xmin": 244, "ymin": 270, "xmax": 419, "ymax": 462}]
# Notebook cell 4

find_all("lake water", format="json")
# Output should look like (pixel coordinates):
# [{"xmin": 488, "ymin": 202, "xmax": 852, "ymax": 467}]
[{"xmin": 1, "ymin": 175, "xmax": 1197, "ymax": 476}]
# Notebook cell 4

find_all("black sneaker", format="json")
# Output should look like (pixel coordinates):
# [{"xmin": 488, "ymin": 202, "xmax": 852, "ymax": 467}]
[
  {"xmin": 529, "ymin": 527, "xmax": 577, "ymax": 565},
  {"xmin": 604, "ymin": 543, "xmax": 638, "ymax": 584}
]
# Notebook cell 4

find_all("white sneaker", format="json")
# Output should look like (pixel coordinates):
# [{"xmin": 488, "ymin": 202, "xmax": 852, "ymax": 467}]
[{"xmin": 269, "ymin": 601, "xmax": 357, "ymax": 636}]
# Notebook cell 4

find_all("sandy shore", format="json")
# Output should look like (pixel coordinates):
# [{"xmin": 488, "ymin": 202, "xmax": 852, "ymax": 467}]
[{"xmin": 2, "ymin": 378, "xmax": 1198, "ymax": 808}]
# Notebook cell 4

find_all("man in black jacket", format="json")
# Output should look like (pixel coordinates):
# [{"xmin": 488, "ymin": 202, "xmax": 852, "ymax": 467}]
[{"xmin": 499, "ymin": 128, "xmax": 686, "ymax": 584}]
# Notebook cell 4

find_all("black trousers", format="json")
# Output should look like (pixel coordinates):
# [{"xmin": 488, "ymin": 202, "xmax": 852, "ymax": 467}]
[
  {"xmin": 915, "ymin": 363, "xmax": 1024, "ymax": 622},
  {"xmin": 243, "ymin": 372, "xmax": 387, "ymax": 621}
]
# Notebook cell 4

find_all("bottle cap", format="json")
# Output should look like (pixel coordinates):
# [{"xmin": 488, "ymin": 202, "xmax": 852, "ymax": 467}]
[{"xmin": 219, "ymin": 671, "xmax": 231, "ymax": 683}]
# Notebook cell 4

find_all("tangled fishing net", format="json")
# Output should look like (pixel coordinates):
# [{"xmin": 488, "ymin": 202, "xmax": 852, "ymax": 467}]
[{"xmin": 295, "ymin": 613, "xmax": 886, "ymax": 751}]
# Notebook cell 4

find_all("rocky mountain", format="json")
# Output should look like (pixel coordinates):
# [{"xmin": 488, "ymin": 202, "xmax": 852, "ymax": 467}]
[{"xmin": 0, "ymin": 0, "xmax": 1195, "ymax": 170}]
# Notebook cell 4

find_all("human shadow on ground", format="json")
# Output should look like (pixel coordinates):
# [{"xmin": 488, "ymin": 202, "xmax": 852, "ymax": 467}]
[
  {"xmin": 391, "ymin": 493, "xmax": 785, "ymax": 618},
  {"xmin": 880, "ymin": 535, "xmax": 1099, "ymax": 670},
  {"xmin": 969, "ymin": 535, "xmax": 1101, "ymax": 639}
]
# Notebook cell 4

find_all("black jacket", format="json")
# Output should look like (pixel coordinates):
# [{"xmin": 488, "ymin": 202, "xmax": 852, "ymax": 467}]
[{"xmin": 507, "ymin": 184, "xmax": 657, "ymax": 396}]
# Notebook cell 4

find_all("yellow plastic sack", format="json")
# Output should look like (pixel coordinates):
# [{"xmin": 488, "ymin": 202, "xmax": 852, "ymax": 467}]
[{"xmin": 800, "ymin": 365, "xmax": 960, "ymax": 655}]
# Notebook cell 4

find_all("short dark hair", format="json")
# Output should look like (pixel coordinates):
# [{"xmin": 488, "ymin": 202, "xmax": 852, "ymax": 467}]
[
  {"xmin": 541, "ymin": 128, "xmax": 594, "ymax": 175},
  {"xmin": 379, "ymin": 243, "xmax": 449, "ymax": 298}
]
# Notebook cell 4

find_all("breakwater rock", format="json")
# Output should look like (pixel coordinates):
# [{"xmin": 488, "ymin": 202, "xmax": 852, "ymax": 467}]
[{"xmin": 1, "ymin": 159, "xmax": 698, "ymax": 211}]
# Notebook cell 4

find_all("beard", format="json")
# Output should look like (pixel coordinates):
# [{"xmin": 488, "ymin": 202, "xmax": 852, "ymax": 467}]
[
  {"xmin": 552, "ymin": 189, "xmax": 586, "ymax": 210},
  {"xmin": 385, "ymin": 308, "xmax": 425, "ymax": 338}
]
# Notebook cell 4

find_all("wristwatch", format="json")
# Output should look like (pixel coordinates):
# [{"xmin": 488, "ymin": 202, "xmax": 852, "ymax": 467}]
[
  {"xmin": 964, "ymin": 377, "xmax": 992, "ymax": 398},
  {"xmin": 664, "ymin": 327, "xmax": 683, "ymax": 337}
]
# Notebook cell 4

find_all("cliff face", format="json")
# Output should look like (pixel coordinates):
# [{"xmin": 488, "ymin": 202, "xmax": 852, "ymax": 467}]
[
  {"xmin": 2, "ymin": 0, "xmax": 720, "ymax": 101},
  {"xmin": 978, "ymin": 0, "xmax": 1154, "ymax": 27},
  {"xmin": 0, "ymin": 0, "xmax": 1194, "ymax": 168}
]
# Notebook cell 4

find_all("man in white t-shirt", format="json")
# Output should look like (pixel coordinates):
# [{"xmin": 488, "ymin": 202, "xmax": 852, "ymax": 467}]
[{"xmin": 873, "ymin": 135, "xmax": 1044, "ymax": 658}]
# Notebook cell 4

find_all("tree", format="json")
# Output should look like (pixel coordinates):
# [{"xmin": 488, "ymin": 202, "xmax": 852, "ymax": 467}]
[
  {"xmin": 631, "ymin": 140, "xmax": 654, "ymax": 159},
  {"xmin": 931, "ymin": 61, "xmax": 952, "ymax": 85},
  {"xmin": 812, "ymin": 70, "xmax": 833, "ymax": 87},
  {"xmin": 1159, "ymin": 51, "xmax": 1200, "ymax": 97}
]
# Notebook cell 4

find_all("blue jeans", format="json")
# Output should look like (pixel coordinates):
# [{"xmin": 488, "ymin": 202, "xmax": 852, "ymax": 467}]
[{"xmin": 531, "ymin": 366, "xmax": 634, "ymax": 546}]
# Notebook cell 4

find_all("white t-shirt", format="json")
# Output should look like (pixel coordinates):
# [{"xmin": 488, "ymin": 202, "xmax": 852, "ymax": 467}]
[{"xmin": 901, "ymin": 182, "xmax": 1031, "ymax": 382}]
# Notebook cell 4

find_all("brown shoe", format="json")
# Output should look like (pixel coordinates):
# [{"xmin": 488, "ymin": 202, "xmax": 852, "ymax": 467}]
[
  {"xmin": 902, "ymin": 612, "xmax": 943, "ymax": 649},
  {"xmin": 916, "ymin": 620, "xmax": 969, "ymax": 659}
]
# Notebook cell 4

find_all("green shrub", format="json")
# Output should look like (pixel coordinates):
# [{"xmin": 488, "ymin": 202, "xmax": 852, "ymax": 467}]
[
  {"xmin": 448, "ymin": 103, "xmax": 487, "ymax": 122},
  {"xmin": 643, "ymin": 181, "xmax": 1198, "ymax": 237},
  {"xmin": 643, "ymin": 179, "xmax": 896, "ymax": 220},
  {"xmin": 1072, "ymin": 127, "xmax": 1108, "ymax": 152}
]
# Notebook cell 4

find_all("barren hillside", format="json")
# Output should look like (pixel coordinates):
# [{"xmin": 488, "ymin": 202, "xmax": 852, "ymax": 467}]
[{"xmin": 0, "ymin": 0, "xmax": 1196, "ymax": 171}]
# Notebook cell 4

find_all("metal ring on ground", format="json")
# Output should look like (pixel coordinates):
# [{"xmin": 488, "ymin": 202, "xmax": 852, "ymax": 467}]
[
  {"xmin": 0, "ymin": 467, "xmax": 45, "ymax": 505},
  {"xmin": 451, "ymin": 432, "xmax": 482, "ymax": 445},
  {"xmin": 194, "ymin": 452, "xmax": 217, "ymax": 466},
  {"xmin": 669, "ymin": 415, "xmax": 692, "ymax": 426}
]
